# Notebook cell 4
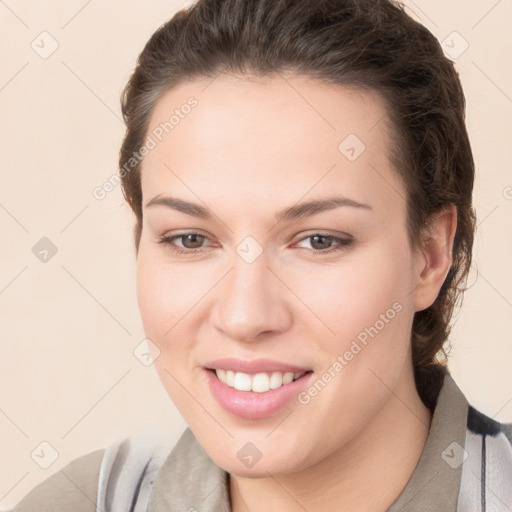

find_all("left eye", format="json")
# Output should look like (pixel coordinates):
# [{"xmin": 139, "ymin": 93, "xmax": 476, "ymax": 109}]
[{"xmin": 294, "ymin": 233, "xmax": 353, "ymax": 254}]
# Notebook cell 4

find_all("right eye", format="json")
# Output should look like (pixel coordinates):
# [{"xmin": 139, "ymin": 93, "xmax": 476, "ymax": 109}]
[{"xmin": 157, "ymin": 231, "xmax": 212, "ymax": 255}]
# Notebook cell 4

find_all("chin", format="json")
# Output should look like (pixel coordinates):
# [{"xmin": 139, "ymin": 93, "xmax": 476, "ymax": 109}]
[{"xmin": 196, "ymin": 431, "xmax": 313, "ymax": 478}]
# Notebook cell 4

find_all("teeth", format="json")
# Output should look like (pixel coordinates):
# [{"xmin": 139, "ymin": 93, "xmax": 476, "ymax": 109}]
[
  {"xmin": 214, "ymin": 369, "xmax": 305, "ymax": 393},
  {"xmin": 252, "ymin": 373, "xmax": 270, "ymax": 393},
  {"xmin": 269, "ymin": 372, "xmax": 283, "ymax": 389},
  {"xmin": 226, "ymin": 370, "xmax": 235, "ymax": 387},
  {"xmin": 234, "ymin": 372, "xmax": 252, "ymax": 391},
  {"xmin": 283, "ymin": 372, "xmax": 294, "ymax": 385}
]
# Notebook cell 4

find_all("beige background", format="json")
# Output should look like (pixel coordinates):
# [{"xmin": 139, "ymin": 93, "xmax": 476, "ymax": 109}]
[{"xmin": 0, "ymin": 0, "xmax": 511, "ymax": 508}]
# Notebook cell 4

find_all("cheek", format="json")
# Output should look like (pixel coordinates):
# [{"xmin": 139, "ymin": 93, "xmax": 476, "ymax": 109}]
[
  {"xmin": 136, "ymin": 251, "xmax": 200, "ymax": 404},
  {"xmin": 136, "ymin": 260, "xmax": 172, "ymax": 339},
  {"xmin": 293, "ymin": 236, "xmax": 414, "ymax": 344},
  {"xmin": 135, "ymin": 245, "xmax": 215, "ymax": 382},
  {"xmin": 304, "ymin": 234, "xmax": 416, "ymax": 402},
  {"xmin": 290, "ymin": 242, "xmax": 416, "ymax": 446},
  {"xmin": 136, "ymin": 247, "xmax": 200, "ymax": 339}
]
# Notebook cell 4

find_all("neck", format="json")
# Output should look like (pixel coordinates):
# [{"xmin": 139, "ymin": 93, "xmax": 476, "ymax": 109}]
[{"xmin": 229, "ymin": 366, "xmax": 433, "ymax": 512}]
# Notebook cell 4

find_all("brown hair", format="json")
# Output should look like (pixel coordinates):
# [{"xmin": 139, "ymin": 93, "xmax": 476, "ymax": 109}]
[{"xmin": 119, "ymin": 0, "xmax": 476, "ymax": 409}]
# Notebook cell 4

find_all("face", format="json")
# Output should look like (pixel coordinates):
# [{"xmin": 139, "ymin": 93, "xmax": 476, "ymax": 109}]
[{"xmin": 136, "ymin": 74, "xmax": 426, "ymax": 477}]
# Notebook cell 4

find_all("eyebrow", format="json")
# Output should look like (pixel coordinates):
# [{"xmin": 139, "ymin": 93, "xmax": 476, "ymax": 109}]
[{"xmin": 145, "ymin": 194, "xmax": 373, "ymax": 224}]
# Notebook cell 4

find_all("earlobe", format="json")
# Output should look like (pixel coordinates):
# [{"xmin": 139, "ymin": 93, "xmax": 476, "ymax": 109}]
[{"xmin": 413, "ymin": 204, "xmax": 458, "ymax": 312}]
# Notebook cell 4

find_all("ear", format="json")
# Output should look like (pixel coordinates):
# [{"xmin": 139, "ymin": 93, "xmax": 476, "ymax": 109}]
[{"xmin": 413, "ymin": 204, "xmax": 457, "ymax": 312}]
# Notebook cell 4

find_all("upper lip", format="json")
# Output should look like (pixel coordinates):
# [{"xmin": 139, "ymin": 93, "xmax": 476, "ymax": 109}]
[{"xmin": 204, "ymin": 357, "xmax": 312, "ymax": 374}]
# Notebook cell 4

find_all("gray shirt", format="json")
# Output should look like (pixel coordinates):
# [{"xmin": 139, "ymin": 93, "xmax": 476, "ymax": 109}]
[{"xmin": 6, "ymin": 372, "xmax": 512, "ymax": 511}]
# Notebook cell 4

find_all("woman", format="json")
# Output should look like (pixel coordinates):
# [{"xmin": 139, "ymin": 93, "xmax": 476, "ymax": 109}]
[{"xmin": 8, "ymin": 0, "xmax": 512, "ymax": 511}]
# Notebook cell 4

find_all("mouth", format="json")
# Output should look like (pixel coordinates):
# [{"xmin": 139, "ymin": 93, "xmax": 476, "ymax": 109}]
[
  {"xmin": 206, "ymin": 368, "xmax": 312, "ymax": 393},
  {"xmin": 203, "ymin": 363, "xmax": 314, "ymax": 420}
]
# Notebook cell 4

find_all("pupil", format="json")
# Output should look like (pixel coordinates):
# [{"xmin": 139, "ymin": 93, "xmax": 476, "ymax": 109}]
[
  {"xmin": 312, "ymin": 235, "xmax": 329, "ymax": 250},
  {"xmin": 185, "ymin": 234, "xmax": 203, "ymax": 248}
]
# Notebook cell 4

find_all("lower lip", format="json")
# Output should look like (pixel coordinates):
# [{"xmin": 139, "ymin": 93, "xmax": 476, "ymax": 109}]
[{"xmin": 204, "ymin": 369, "xmax": 313, "ymax": 420}]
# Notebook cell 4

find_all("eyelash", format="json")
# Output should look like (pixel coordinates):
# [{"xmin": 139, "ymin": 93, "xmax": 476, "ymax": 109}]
[{"xmin": 157, "ymin": 231, "xmax": 353, "ymax": 256}]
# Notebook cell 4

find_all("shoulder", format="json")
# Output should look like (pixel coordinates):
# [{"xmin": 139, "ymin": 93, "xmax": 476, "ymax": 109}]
[
  {"xmin": 464, "ymin": 404, "xmax": 512, "ymax": 471},
  {"xmin": 4, "ymin": 429, "xmax": 173, "ymax": 512},
  {"xmin": 95, "ymin": 427, "xmax": 228, "ymax": 510},
  {"xmin": 457, "ymin": 404, "xmax": 512, "ymax": 511},
  {"xmin": 94, "ymin": 430, "xmax": 173, "ymax": 512},
  {"xmin": 5, "ymin": 448, "xmax": 105, "ymax": 512},
  {"xmin": 467, "ymin": 404, "xmax": 512, "ymax": 445}
]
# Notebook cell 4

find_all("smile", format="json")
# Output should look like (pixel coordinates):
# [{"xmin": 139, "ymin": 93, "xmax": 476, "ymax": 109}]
[
  {"xmin": 213, "ymin": 369, "xmax": 307, "ymax": 393},
  {"xmin": 203, "ymin": 360, "xmax": 314, "ymax": 419}
]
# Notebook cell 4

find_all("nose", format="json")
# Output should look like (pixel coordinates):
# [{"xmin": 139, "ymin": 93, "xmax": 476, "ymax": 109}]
[{"xmin": 211, "ymin": 253, "xmax": 293, "ymax": 343}]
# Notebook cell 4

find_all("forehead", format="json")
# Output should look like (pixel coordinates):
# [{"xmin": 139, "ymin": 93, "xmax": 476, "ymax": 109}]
[{"xmin": 141, "ymin": 73, "xmax": 405, "ymax": 218}]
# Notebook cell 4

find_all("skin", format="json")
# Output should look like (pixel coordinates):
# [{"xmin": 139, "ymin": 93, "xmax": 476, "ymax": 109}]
[{"xmin": 136, "ymin": 73, "xmax": 457, "ymax": 511}]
